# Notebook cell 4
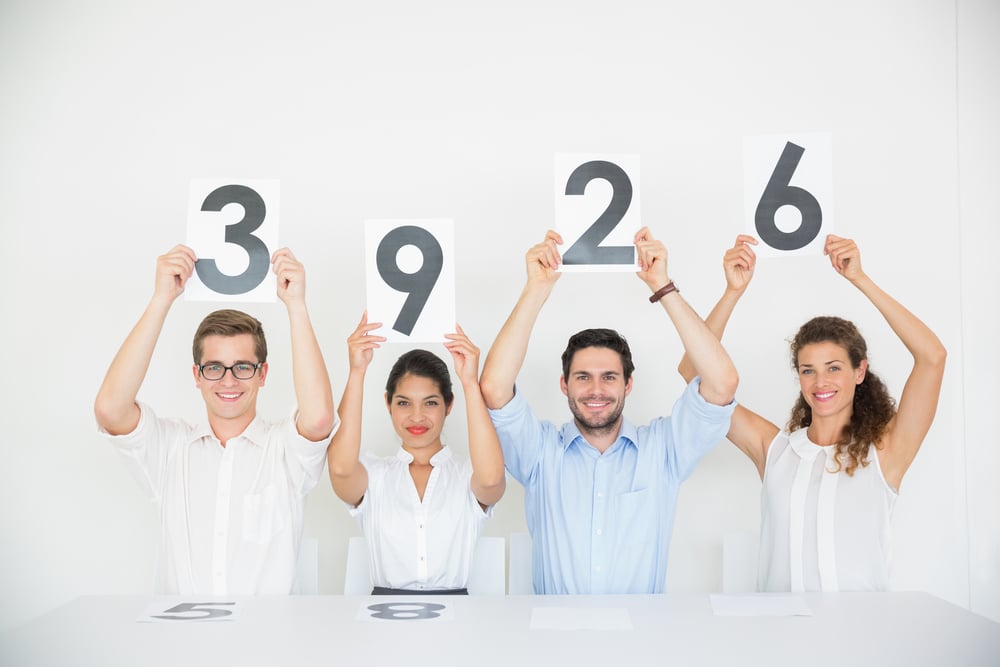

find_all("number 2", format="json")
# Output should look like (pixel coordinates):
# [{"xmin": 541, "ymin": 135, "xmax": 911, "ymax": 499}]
[
  {"xmin": 195, "ymin": 184, "xmax": 270, "ymax": 294},
  {"xmin": 562, "ymin": 160, "xmax": 634, "ymax": 265}
]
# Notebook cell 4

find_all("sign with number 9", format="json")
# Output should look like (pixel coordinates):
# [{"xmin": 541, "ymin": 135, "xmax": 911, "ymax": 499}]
[{"xmin": 365, "ymin": 219, "xmax": 456, "ymax": 343}]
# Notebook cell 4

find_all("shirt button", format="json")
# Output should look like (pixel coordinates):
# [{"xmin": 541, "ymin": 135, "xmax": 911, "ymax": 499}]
[
  {"xmin": 596, "ymin": 529, "xmax": 603, "ymax": 536},
  {"xmin": 597, "ymin": 492, "xmax": 604, "ymax": 498}
]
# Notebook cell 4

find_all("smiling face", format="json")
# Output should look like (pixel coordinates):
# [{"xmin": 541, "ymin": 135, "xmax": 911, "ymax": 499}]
[
  {"xmin": 386, "ymin": 373, "xmax": 452, "ymax": 455},
  {"xmin": 193, "ymin": 333, "xmax": 267, "ymax": 432},
  {"xmin": 795, "ymin": 340, "xmax": 867, "ymax": 422},
  {"xmin": 561, "ymin": 346, "xmax": 633, "ymax": 437}
]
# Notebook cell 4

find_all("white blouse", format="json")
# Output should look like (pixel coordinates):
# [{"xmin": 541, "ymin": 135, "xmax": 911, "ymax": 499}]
[
  {"xmin": 758, "ymin": 428, "xmax": 898, "ymax": 592},
  {"xmin": 350, "ymin": 446, "xmax": 491, "ymax": 591}
]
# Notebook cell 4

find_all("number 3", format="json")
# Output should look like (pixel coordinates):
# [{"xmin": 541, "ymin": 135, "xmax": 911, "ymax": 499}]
[{"xmin": 195, "ymin": 184, "xmax": 271, "ymax": 294}]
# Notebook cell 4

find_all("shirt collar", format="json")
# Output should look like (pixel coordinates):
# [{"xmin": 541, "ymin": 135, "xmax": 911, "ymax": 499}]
[
  {"xmin": 789, "ymin": 428, "xmax": 825, "ymax": 460},
  {"xmin": 395, "ymin": 446, "xmax": 453, "ymax": 465},
  {"xmin": 190, "ymin": 416, "xmax": 268, "ymax": 448},
  {"xmin": 564, "ymin": 418, "xmax": 639, "ymax": 453}
]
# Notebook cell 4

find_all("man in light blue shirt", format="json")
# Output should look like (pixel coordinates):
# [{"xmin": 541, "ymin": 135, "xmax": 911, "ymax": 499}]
[{"xmin": 480, "ymin": 228, "xmax": 738, "ymax": 594}]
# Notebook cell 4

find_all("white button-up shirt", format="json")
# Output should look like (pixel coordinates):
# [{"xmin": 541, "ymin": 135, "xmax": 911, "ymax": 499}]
[
  {"xmin": 350, "ymin": 446, "xmax": 491, "ymax": 591},
  {"xmin": 101, "ymin": 402, "xmax": 333, "ymax": 595}
]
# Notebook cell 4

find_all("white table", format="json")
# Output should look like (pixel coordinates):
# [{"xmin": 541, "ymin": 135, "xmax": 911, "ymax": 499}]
[{"xmin": 2, "ymin": 592, "xmax": 997, "ymax": 666}]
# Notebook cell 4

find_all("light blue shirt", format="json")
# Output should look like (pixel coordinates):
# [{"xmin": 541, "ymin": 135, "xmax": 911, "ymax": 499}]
[{"xmin": 489, "ymin": 377, "xmax": 734, "ymax": 594}]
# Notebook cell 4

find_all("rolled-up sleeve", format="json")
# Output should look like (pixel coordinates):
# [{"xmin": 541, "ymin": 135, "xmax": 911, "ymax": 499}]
[
  {"xmin": 487, "ymin": 387, "xmax": 552, "ymax": 486},
  {"xmin": 663, "ymin": 377, "xmax": 735, "ymax": 480}
]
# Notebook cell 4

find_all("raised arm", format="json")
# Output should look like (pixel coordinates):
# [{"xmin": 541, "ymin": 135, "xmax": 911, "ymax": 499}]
[
  {"xmin": 635, "ymin": 227, "xmax": 738, "ymax": 407},
  {"xmin": 94, "ymin": 245, "xmax": 196, "ymax": 435},
  {"xmin": 327, "ymin": 312, "xmax": 384, "ymax": 506},
  {"xmin": 676, "ymin": 235, "xmax": 778, "ymax": 476},
  {"xmin": 445, "ymin": 324, "xmax": 506, "ymax": 508},
  {"xmin": 272, "ymin": 248, "xmax": 336, "ymax": 442},
  {"xmin": 824, "ymin": 235, "xmax": 946, "ymax": 488},
  {"xmin": 479, "ymin": 230, "xmax": 563, "ymax": 409}
]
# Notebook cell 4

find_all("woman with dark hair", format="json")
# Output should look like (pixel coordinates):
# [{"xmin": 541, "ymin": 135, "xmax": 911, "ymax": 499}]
[
  {"xmin": 680, "ymin": 234, "xmax": 946, "ymax": 592},
  {"xmin": 328, "ymin": 313, "xmax": 505, "ymax": 594}
]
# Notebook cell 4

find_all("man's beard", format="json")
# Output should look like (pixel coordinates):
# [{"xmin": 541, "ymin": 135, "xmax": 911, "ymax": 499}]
[{"xmin": 568, "ymin": 395, "xmax": 625, "ymax": 437}]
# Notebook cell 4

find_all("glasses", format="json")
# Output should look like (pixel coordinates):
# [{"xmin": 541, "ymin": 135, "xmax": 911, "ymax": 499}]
[{"xmin": 198, "ymin": 361, "xmax": 263, "ymax": 381}]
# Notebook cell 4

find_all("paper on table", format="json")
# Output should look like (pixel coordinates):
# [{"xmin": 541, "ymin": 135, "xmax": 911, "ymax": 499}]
[
  {"xmin": 710, "ymin": 594, "xmax": 813, "ymax": 617},
  {"xmin": 530, "ymin": 607, "xmax": 633, "ymax": 631}
]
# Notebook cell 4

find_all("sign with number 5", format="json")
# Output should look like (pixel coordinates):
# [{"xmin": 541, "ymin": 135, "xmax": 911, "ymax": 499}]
[
  {"xmin": 185, "ymin": 179, "xmax": 279, "ymax": 302},
  {"xmin": 365, "ymin": 219, "xmax": 456, "ymax": 343},
  {"xmin": 743, "ymin": 134, "xmax": 833, "ymax": 258},
  {"xmin": 137, "ymin": 600, "xmax": 238, "ymax": 623}
]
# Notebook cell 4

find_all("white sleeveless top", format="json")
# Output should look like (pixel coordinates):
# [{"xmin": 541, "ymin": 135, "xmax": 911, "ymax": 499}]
[{"xmin": 758, "ymin": 428, "xmax": 898, "ymax": 592}]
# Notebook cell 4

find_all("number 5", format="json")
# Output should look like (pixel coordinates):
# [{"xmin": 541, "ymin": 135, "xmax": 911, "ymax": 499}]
[{"xmin": 151, "ymin": 602, "xmax": 235, "ymax": 621}]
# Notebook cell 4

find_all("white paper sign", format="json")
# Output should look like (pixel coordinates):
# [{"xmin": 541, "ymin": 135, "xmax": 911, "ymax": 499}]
[
  {"xmin": 365, "ymin": 219, "xmax": 456, "ymax": 343},
  {"xmin": 709, "ymin": 594, "xmax": 813, "ymax": 617},
  {"xmin": 554, "ymin": 154, "xmax": 640, "ymax": 272},
  {"xmin": 743, "ymin": 134, "xmax": 833, "ymax": 258},
  {"xmin": 137, "ymin": 600, "xmax": 239, "ymax": 623},
  {"xmin": 357, "ymin": 601, "xmax": 454, "ymax": 623},
  {"xmin": 185, "ymin": 179, "xmax": 279, "ymax": 302}
]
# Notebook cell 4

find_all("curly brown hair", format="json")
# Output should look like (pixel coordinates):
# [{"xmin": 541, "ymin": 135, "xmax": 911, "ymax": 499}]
[{"xmin": 787, "ymin": 316, "xmax": 896, "ymax": 476}]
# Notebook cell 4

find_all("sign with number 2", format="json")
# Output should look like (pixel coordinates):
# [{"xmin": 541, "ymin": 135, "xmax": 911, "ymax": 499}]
[{"xmin": 554, "ymin": 154, "xmax": 640, "ymax": 272}]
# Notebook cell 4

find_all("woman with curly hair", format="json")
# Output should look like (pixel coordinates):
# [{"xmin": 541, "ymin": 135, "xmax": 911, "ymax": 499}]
[{"xmin": 679, "ymin": 234, "xmax": 946, "ymax": 592}]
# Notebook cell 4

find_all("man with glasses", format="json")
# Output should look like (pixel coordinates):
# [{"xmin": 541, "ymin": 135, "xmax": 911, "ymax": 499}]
[{"xmin": 94, "ymin": 245, "xmax": 336, "ymax": 595}]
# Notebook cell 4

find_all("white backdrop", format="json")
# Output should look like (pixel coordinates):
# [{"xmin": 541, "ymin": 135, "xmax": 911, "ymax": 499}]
[{"xmin": 1, "ymin": 0, "xmax": 997, "ymax": 630}]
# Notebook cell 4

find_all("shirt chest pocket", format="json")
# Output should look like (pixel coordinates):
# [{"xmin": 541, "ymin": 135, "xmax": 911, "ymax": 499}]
[{"xmin": 242, "ymin": 484, "xmax": 287, "ymax": 544}]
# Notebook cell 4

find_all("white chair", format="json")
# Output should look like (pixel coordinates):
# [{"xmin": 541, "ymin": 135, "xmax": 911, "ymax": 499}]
[
  {"xmin": 342, "ymin": 535, "xmax": 507, "ymax": 595},
  {"xmin": 468, "ymin": 536, "xmax": 506, "ymax": 596},
  {"xmin": 508, "ymin": 532, "xmax": 534, "ymax": 595},
  {"xmin": 722, "ymin": 531, "xmax": 759, "ymax": 594},
  {"xmin": 343, "ymin": 536, "xmax": 373, "ymax": 595},
  {"xmin": 292, "ymin": 536, "xmax": 319, "ymax": 595}
]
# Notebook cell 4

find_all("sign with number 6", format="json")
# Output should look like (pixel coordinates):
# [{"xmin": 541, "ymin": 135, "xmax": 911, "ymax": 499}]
[
  {"xmin": 185, "ymin": 179, "xmax": 279, "ymax": 302},
  {"xmin": 743, "ymin": 134, "xmax": 833, "ymax": 258},
  {"xmin": 365, "ymin": 219, "xmax": 456, "ymax": 343}
]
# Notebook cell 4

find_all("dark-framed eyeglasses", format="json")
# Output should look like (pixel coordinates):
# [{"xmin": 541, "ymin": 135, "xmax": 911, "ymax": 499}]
[{"xmin": 198, "ymin": 361, "xmax": 263, "ymax": 381}]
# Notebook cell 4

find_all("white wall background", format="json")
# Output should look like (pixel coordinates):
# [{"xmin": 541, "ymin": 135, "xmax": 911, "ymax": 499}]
[{"xmin": 1, "ymin": 0, "xmax": 997, "ymax": 630}]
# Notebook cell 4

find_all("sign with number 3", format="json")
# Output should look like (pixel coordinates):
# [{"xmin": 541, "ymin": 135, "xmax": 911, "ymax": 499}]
[{"xmin": 185, "ymin": 179, "xmax": 279, "ymax": 302}]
